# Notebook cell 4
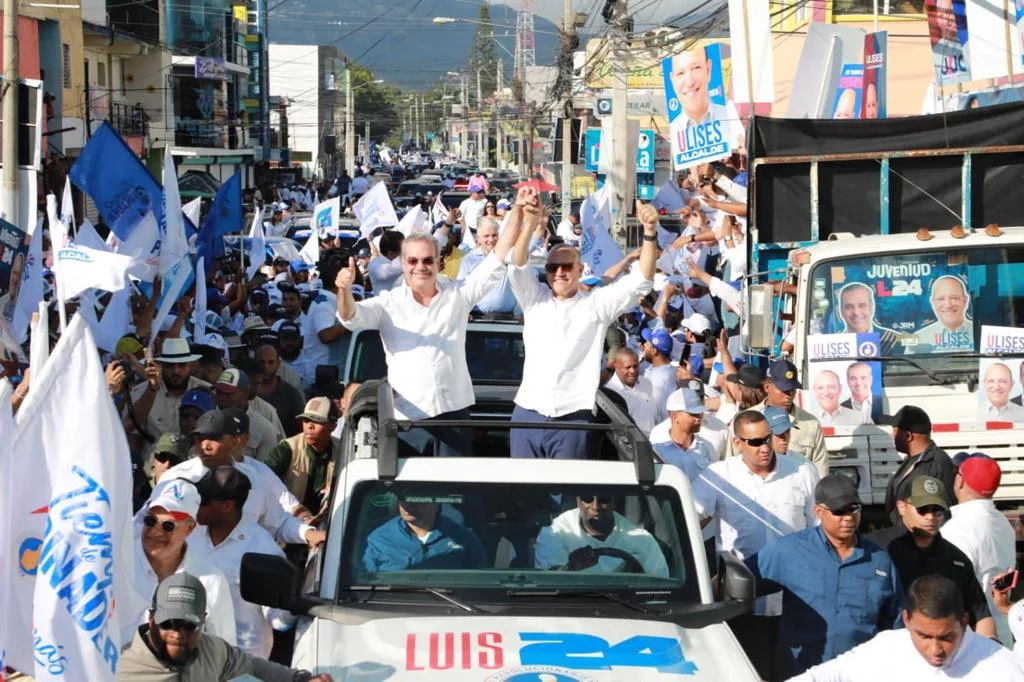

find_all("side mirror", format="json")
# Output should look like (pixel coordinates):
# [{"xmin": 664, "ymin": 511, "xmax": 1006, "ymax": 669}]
[
  {"xmin": 241, "ymin": 552, "xmax": 301, "ymax": 610},
  {"xmin": 718, "ymin": 552, "xmax": 756, "ymax": 603},
  {"xmin": 746, "ymin": 283, "xmax": 774, "ymax": 350}
]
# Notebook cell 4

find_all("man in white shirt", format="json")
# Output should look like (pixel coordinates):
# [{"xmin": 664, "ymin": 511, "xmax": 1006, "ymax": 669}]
[
  {"xmin": 813, "ymin": 370, "xmax": 871, "ymax": 427},
  {"xmin": 457, "ymin": 216, "xmax": 516, "ymax": 314},
  {"xmin": 692, "ymin": 409, "xmax": 819, "ymax": 679},
  {"xmin": 604, "ymin": 348, "xmax": 658, "ymax": 435},
  {"xmin": 507, "ymin": 197, "xmax": 658, "ymax": 459},
  {"xmin": 641, "ymin": 328, "xmax": 678, "ymax": 423},
  {"xmin": 193, "ymin": 466, "xmax": 295, "ymax": 659},
  {"xmin": 555, "ymin": 212, "xmax": 581, "ymax": 246},
  {"xmin": 841, "ymin": 362, "xmax": 875, "ymax": 421},
  {"xmin": 367, "ymin": 231, "xmax": 405, "ymax": 293},
  {"xmin": 336, "ymin": 196, "xmax": 524, "ymax": 456},
  {"xmin": 914, "ymin": 275, "xmax": 974, "ymax": 352},
  {"xmin": 980, "ymin": 363, "xmax": 1024, "ymax": 421},
  {"xmin": 792, "ymin": 575, "xmax": 1024, "ymax": 681},
  {"xmin": 941, "ymin": 453, "xmax": 1016, "ymax": 647},
  {"xmin": 457, "ymin": 181, "xmax": 488, "ymax": 232},
  {"xmin": 534, "ymin": 494, "xmax": 669, "ymax": 577},
  {"xmin": 127, "ymin": 478, "xmax": 237, "ymax": 647}
]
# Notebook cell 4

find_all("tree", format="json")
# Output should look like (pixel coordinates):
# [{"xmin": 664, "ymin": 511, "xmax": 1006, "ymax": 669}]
[
  {"xmin": 467, "ymin": 2, "xmax": 498, "ymax": 102},
  {"xmin": 349, "ymin": 62, "xmax": 401, "ymax": 143}
]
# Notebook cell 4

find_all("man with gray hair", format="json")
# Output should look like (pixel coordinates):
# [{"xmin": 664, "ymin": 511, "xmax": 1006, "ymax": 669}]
[{"xmin": 458, "ymin": 215, "xmax": 516, "ymax": 314}]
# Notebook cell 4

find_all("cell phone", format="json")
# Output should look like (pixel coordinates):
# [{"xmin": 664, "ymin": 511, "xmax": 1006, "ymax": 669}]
[{"xmin": 993, "ymin": 570, "xmax": 1019, "ymax": 592}]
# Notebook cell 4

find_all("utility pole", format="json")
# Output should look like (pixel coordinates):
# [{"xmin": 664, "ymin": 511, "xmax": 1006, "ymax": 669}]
[
  {"xmin": 2, "ymin": 0, "xmax": 20, "ymax": 226},
  {"xmin": 559, "ymin": 0, "xmax": 574, "ymax": 220},
  {"xmin": 609, "ymin": 0, "xmax": 630, "ymax": 237},
  {"xmin": 496, "ymin": 58, "xmax": 504, "ymax": 169},
  {"xmin": 364, "ymin": 121, "xmax": 370, "ymax": 159},
  {"xmin": 344, "ymin": 67, "xmax": 355, "ymax": 175},
  {"xmin": 476, "ymin": 69, "xmax": 485, "ymax": 169}
]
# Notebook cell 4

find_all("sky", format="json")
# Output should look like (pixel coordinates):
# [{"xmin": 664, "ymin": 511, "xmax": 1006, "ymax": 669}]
[{"xmin": 495, "ymin": 0, "xmax": 702, "ymax": 31}]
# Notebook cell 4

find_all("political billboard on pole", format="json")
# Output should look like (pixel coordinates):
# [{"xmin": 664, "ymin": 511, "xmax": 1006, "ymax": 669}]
[
  {"xmin": 861, "ymin": 31, "xmax": 888, "ymax": 119},
  {"xmin": 926, "ymin": 0, "xmax": 971, "ymax": 85}
]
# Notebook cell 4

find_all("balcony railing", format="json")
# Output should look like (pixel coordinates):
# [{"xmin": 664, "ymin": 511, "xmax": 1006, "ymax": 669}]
[{"xmin": 109, "ymin": 102, "xmax": 148, "ymax": 138}]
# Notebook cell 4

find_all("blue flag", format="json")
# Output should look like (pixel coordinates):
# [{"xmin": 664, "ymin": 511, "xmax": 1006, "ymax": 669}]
[
  {"xmin": 69, "ymin": 122, "xmax": 163, "ymax": 242},
  {"xmin": 197, "ymin": 171, "xmax": 242, "ymax": 260}
]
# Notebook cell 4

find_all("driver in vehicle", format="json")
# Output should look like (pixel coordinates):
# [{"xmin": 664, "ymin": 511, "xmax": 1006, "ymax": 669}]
[
  {"xmin": 533, "ymin": 495, "xmax": 670, "ymax": 577},
  {"xmin": 363, "ymin": 494, "xmax": 487, "ymax": 573}
]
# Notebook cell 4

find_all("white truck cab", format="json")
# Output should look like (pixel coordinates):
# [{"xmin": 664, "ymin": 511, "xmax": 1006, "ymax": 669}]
[{"xmin": 241, "ymin": 382, "xmax": 759, "ymax": 680}]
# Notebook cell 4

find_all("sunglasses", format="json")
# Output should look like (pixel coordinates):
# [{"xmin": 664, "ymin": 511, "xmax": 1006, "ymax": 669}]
[
  {"xmin": 406, "ymin": 256, "xmax": 435, "ymax": 266},
  {"xmin": 158, "ymin": 619, "xmax": 199, "ymax": 632},
  {"xmin": 915, "ymin": 505, "xmax": 947, "ymax": 517},
  {"xmin": 579, "ymin": 495, "xmax": 613, "ymax": 505},
  {"xmin": 736, "ymin": 436, "xmax": 771, "ymax": 448},
  {"xmin": 827, "ymin": 504, "xmax": 862, "ymax": 516},
  {"xmin": 143, "ymin": 515, "xmax": 189, "ymax": 533},
  {"xmin": 545, "ymin": 262, "xmax": 576, "ymax": 274}
]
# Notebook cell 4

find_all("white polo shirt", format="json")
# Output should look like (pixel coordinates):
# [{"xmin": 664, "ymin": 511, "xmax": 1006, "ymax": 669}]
[
  {"xmin": 605, "ymin": 373, "xmax": 658, "ymax": 435},
  {"xmin": 791, "ymin": 628, "xmax": 1024, "ymax": 681},
  {"xmin": 534, "ymin": 508, "xmax": 669, "ymax": 577}
]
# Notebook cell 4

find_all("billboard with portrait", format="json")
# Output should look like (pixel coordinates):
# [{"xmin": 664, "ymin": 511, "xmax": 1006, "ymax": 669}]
[
  {"xmin": 832, "ymin": 64, "xmax": 863, "ymax": 119},
  {"xmin": 977, "ymin": 326, "xmax": 1024, "ymax": 421},
  {"xmin": 861, "ymin": 32, "xmax": 887, "ymax": 119},
  {"xmin": 810, "ymin": 253, "xmax": 973, "ymax": 356},
  {"xmin": 926, "ymin": 0, "xmax": 971, "ymax": 85},
  {"xmin": 806, "ymin": 333, "xmax": 883, "ymax": 426},
  {"xmin": 662, "ymin": 42, "xmax": 743, "ymax": 171},
  {"xmin": 0, "ymin": 219, "xmax": 29, "ymax": 322}
]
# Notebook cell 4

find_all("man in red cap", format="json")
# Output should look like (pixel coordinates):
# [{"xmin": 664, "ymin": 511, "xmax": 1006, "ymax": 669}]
[{"xmin": 941, "ymin": 453, "xmax": 1015, "ymax": 647}]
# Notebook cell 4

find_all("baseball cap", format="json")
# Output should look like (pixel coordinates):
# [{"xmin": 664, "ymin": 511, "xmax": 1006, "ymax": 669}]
[
  {"xmin": 192, "ymin": 408, "xmax": 249, "ymax": 439},
  {"xmin": 579, "ymin": 264, "xmax": 602, "ymax": 287},
  {"xmin": 290, "ymin": 259, "xmax": 311, "ymax": 273},
  {"xmin": 179, "ymin": 388, "xmax": 215, "ymax": 414},
  {"xmin": 952, "ymin": 451, "xmax": 987, "ymax": 468},
  {"xmin": 497, "ymin": 199, "xmax": 511, "ymax": 210},
  {"xmin": 468, "ymin": 181, "xmax": 485, "ymax": 193},
  {"xmin": 877, "ymin": 405, "xmax": 932, "ymax": 435},
  {"xmin": 116, "ymin": 334, "xmax": 144, "ymax": 356},
  {"xmin": 196, "ymin": 466, "xmax": 252, "ymax": 507},
  {"xmin": 814, "ymin": 474, "xmax": 861, "ymax": 510},
  {"xmin": 299, "ymin": 396, "xmax": 339, "ymax": 424},
  {"xmin": 153, "ymin": 433, "xmax": 191, "ymax": 463},
  {"xmin": 152, "ymin": 572, "xmax": 206, "ymax": 626},
  {"xmin": 763, "ymin": 406, "xmax": 796, "ymax": 436},
  {"xmin": 249, "ymin": 289, "xmax": 269, "ymax": 306},
  {"xmin": 681, "ymin": 312, "xmax": 712, "ymax": 335},
  {"xmin": 727, "ymin": 364, "xmax": 766, "ymax": 389},
  {"xmin": 147, "ymin": 478, "xmax": 201, "ymax": 520},
  {"xmin": 205, "ymin": 287, "xmax": 226, "ymax": 309},
  {"xmin": 641, "ymin": 328, "xmax": 674, "ymax": 356},
  {"xmin": 766, "ymin": 359, "xmax": 801, "ymax": 391},
  {"xmin": 959, "ymin": 456, "xmax": 1002, "ymax": 497},
  {"xmin": 902, "ymin": 475, "xmax": 948, "ymax": 510},
  {"xmin": 276, "ymin": 320, "xmax": 302, "ymax": 337},
  {"xmin": 665, "ymin": 388, "xmax": 708, "ymax": 415},
  {"xmin": 356, "ymin": 247, "xmax": 371, "ymax": 258},
  {"xmin": 215, "ymin": 368, "xmax": 249, "ymax": 393}
]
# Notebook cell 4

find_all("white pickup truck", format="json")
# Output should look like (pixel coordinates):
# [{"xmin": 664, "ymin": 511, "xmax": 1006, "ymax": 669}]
[{"xmin": 241, "ymin": 382, "xmax": 758, "ymax": 680}]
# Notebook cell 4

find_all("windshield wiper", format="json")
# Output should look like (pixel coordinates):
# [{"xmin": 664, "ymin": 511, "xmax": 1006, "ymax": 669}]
[
  {"xmin": 349, "ymin": 585, "xmax": 479, "ymax": 613},
  {"xmin": 506, "ymin": 589, "xmax": 668, "ymax": 615},
  {"xmin": 851, "ymin": 355, "xmax": 964, "ymax": 386}
]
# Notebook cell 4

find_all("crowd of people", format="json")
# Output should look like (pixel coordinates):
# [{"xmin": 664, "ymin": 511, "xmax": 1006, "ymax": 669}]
[{"xmin": 4, "ymin": 153, "xmax": 1023, "ymax": 681}]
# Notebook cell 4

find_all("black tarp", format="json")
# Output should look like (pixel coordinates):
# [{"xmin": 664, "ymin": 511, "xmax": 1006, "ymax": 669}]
[{"xmin": 749, "ymin": 102, "xmax": 1024, "ymax": 242}]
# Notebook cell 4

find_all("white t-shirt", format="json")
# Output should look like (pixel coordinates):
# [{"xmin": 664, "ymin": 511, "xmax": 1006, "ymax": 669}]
[
  {"xmin": 534, "ymin": 508, "xmax": 669, "ymax": 577},
  {"xmin": 458, "ymin": 196, "xmax": 488, "ymax": 231}
]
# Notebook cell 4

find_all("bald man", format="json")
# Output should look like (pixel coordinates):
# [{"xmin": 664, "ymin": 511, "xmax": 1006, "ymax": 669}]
[
  {"xmin": 914, "ymin": 276, "xmax": 973, "ymax": 352},
  {"xmin": 833, "ymin": 88, "xmax": 858, "ymax": 119},
  {"xmin": 812, "ymin": 370, "xmax": 870, "ymax": 427},
  {"xmin": 979, "ymin": 363, "xmax": 1024, "ymax": 421},
  {"xmin": 862, "ymin": 81, "xmax": 879, "ymax": 119}
]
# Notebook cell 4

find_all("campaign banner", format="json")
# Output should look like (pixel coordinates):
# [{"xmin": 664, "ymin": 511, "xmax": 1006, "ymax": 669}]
[
  {"xmin": 862, "ymin": 32, "xmax": 887, "ymax": 119},
  {"xmin": 832, "ymin": 64, "xmax": 864, "ymax": 119},
  {"xmin": 195, "ymin": 57, "xmax": 227, "ymax": 82},
  {"xmin": 813, "ymin": 253, "xmax": 973, "ymax": 357},
  {"xmin": 312, "ymin": 196, "xmax": 341, "ymax": 232},
  {"xmin": 663, "ymin": 42, "xmax": 742, "ymax": 171},
  {"xmin": 0, "ymin": 220, "xmax": 29, "ymax": 318},
  {"xmin": 579, "ymin": 185, "xmax": 624, "ymax": 276},
  {"xmin": 806, "ymin": 333, "xmax": 882, "ymax": 426},
  {"xmin": 926, "ymin": 0, "xmax": 970, "ymax": 84},
  {"xmin": 584, "ymin": 128, "xmax": 656, "ymax": 174},
  {"xmin": 977, "ymin": 326, "xmax": 1024, "ymax": 421},
  {"xmin": 1017, "ymin": 0, "xmax": 1024, "ymax": 68}
]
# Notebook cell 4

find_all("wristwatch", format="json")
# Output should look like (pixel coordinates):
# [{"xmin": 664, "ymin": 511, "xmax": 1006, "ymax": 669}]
[{"xmin": 642, "ymin": 234, "xmax": 658, "ymax": 242}]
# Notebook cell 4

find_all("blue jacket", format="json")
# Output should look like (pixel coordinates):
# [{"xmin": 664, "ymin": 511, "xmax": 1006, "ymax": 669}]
[
  {"xmin": 746, "ymin": 526, "xmax": 904, "ymax": 680},
  {"xmin": 363, "ymin": 515, "xmax": 486, "ymax": 573}
]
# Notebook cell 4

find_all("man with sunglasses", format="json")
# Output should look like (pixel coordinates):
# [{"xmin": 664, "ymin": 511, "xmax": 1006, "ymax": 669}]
[
  {"xmin": 691, "ymin": 409, "xmax": 819, "ymax": 680},
  {"xmin": 744, "ymin": 474, "xmax": 904, "ymax": 679},
  {"xmin": 336, "ymin": 193, "xmax": 525, "ymax": 457},
  {"xmin": 127, "ymin": 478, "xmax": 237, "ymax": 647},
  {"xmin": 119, "ymin": 572, "xmax": 334, "ymax": 681},
  {"xmin": 871, "ymin": 475, "xmax": 996, "ymax": 639},
  {"xmin": 506, "ymin": 197, "xmax": 658, "ymax": 459}
]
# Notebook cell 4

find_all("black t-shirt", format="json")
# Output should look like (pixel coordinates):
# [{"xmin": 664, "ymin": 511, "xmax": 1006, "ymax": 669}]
[
  {"xmin": 885, "ymin": 532, "xmax": 991, "ymax": 626},
  {"xmin": 883, "ymin": 442, "xmax": 957, "ymax": 524}
]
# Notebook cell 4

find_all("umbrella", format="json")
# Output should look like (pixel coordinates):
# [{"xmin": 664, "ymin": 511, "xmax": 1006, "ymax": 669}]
[{"xmin": 514, "ymin": 175, "xmax": 560, "ymax": 193}]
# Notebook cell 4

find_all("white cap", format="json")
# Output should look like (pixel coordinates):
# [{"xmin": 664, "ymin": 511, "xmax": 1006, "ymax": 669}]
[
  {"xmin": 147, "ymin": 478, "xmax": 201, "ymax": 520},
  {"xmin": 263, "ymin": 285, "xmax": 283, "ymax": 306},
  {"xmin": 665, "ymin": 388, "xmax": 708, "ymax": 415},
  {"xmin": 681, "ymin": 312, "xmax": 712, "ymax": 335}
]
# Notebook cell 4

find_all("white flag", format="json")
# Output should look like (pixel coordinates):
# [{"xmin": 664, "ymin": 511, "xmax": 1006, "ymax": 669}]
[
  {"xmin": 298, "ymin": 230, "xmax": 320, "ymax": 266},
  {"xmin": 92, "ymin": 286, "xmax": 132, "ymax": 353},
  {"xmin": 73, "ymin": 219, "xmax": 110, "ymax": 252},
  {"xmin": 312, "ymin": 196, "xmax": 340, "ymax": 232},
  {"xmin": 117, "ymin": 211, "xmax": 161, "ymax": 282},
  {"xmin": 352, "ymin": 181, "xmax": 398, "ymax": 238},
  {"xmin": 395, "ymin": 204, "xmax": 427, "ymax": 236},
  {"xmin": 194, "ymin": 256, "xmax": 208, "ymax": 341},
  {"xmin": 150, "ymin": 258, "xmax": 193, "ymax": 354},
  {"xmin": 182, "ymin": 196, "xmax": 202, "ymax": 228},
  {"xmin": 10, "ymin": 217, "xmax": 45, "ymax": 344},
  {"xmin": 579, "ymin": 185, "xmax": 624, "ymax": 276},
  {"xmin": 30, "ymin": 299, "xmax": 50, "ymax": 373},
  {"xmin": 461, "ymin": 221, "xmax": 476, "ymax": 251},
  {"xmin": 246, "ymin": 208, "xmax": 266, "ymax": 281},
  {"xmin": 1, "ymin": 315, "xmax": 137, "ymax": 680},
  {"xmin": 60, "ymin": 178, "xmax": 76, "ymax": 233},
  {"xmin": 56, "ymin": 245, "xmax": 134, "ymax": 300},
  {"xmin": 431, "ymin": 194, "xmax": 449, "ymax": 224},
  {"xmin": 0, "ymin": 378, "xmax": 13, "ymax": 673},
  {"xmin": 159, "ymin": 153, "xmax": 189, "ymax": 275}
]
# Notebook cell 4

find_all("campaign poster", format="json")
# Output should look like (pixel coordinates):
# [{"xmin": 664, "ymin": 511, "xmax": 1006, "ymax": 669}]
[
  {"xmin": 1017, "ymin": 0, "xmax": 1024, "ymax": 68},
  {"xmin": 663, "ymin": 42, "xmax": 743, "ymax": 171},
  {"xmin": 806, "ymin": 333, "xmax": 882, "ymax": 426},
  {"xmin": 812, "ymin": 253, "xmax": 973, "ymax": 356},
  {"xmin": 862, "ymin": 32, "xmax": 887, "ymax": 119},
  {"xmin": 312, "ymin": 197, "xmax": 341, "ymax": 232},
  {"xmin": 977, "ymin": 326, "xmax": 1024, "ymax": 421},
  {"xmin": 832, "ymin": 64, "xmax": 864, "ymax": 119},
  {"xmin": 926, "ymin": 0, "xmax": 970, "ymax": 85},
  {"xmin": 0, "ymin": 219, "xmax": 29, "ymax": 321}
]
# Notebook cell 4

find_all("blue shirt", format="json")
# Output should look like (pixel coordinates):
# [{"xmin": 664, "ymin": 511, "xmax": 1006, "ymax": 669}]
[
  {"xmin": 363, "ymin": 515, "xmax": 486, "ymax": 573},
  {"xmin": 746, "ymin": 526, "xmax": 904, "ymax": 680},
  {"xmin": 458, "ymin": 248, "xmax": 517, "ymax": 314}
]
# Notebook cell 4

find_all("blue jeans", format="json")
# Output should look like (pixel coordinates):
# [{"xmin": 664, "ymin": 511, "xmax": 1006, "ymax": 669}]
[{"xmin": 509, "ymin": 405, "xmax": 596, "ymax": 460}]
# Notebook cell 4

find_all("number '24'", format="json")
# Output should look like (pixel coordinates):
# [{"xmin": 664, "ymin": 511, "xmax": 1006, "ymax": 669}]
[{"xmin": 519, "ymin": 632, "xmax": 698, "ymax": 674}]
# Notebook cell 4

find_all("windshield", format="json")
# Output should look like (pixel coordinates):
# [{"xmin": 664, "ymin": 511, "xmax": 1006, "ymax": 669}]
[
  {"xmin": 341, "ymin": 481, "xmax": 697, "ymax": 596},
  {"xmin": 348, "ymin": 330, "xmax": 526, "ymax": 384},
  {"xmin": 807, "ymin": 246, "xmax": 1024, "ymax": 374}
]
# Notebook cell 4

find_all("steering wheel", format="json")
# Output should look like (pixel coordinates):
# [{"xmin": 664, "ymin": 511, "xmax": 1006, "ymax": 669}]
[{"xmin": 564, "ymin": 546, "xmax": 646, "ymax": 574}]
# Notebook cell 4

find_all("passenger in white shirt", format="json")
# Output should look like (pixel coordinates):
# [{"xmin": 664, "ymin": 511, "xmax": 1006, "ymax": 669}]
[
  {"xmin": 555, "ymin": 213, "xmax": 581, "ymax": 246},
  {"xmin": 193, "ymin": 466, "xmax": 295, "ymax": 659},
  {"xmin": 507, "ymin": 197, "xmax": 658, "ymax": 459},
  {"xmin": 127, "ymin": 478, "xmax": 237, "ymax": 647},
  {"xmin": 458, "ymin": 183, "xmax": 489, "ymax": 232},
  {"xmin": 534, "ymin": 494, "xmax": 669, "ymax": 577},
  {"xmin": 792, "ymin": 575, "xmax": 1024, "ymax": 681},
  {"xmin": 941, "ymin": 453, "xmax": 1016, "ymax": 647},
  {"xmin": 367, "ymin": 231, "xmax": 405, "ymax": 293},
  {"xmin": 604, "ymin": 348, "xmax": 658, "ymax": 435},
  {"xmin": 336, "ymin": 196, "xmax": 524, "ymax": 456}
]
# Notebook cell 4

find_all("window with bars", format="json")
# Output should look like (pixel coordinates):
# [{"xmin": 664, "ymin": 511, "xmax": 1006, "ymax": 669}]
[{"xmin": 62, "ymin": 44, "xmax": 71, "ymax": 88}]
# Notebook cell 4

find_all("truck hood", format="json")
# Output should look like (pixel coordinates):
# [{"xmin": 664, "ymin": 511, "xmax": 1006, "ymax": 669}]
[{"xmin": 299, "ymin": 615, "xmax": 758, "ymax": 681}]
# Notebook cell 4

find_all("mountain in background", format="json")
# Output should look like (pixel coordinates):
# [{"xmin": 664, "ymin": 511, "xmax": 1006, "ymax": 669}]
[{"xmin": 269, "ymin": 0, "xmax": 563, "ymax": 90}]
